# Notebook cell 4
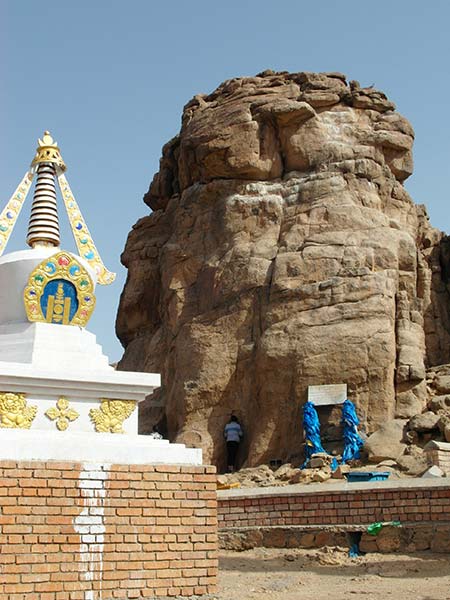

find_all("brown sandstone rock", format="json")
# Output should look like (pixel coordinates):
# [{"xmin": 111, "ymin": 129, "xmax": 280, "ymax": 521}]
[
  {"xmin": 117, "ymin": 71, "xmax": 450, "ymax": 466},
  {"xmin": 311, "ymin": 468, "xmax": 332, "ymax": 483},
  {"xmin": 438, "ymin": 414, "xmax": 450, "ymax": 442},
  {"xmin": 408, "ymin": 411, "xmax": 441, "ymax": 432},
  {"xmin": 396, "ymin": 453, "xmax": 428, "ymax": 476},
  {"xmin": 430, "ymin": 526, "xmax": 450, "ymax": 552},
  {"xmin": 364, "ymin": 420, "xmax": 407, "ymax": 463},
  {"xmin": 309, "ymin": 454, "xmax": 333, "ymax": 469},
  {"xmin": 429, "ymin": 395, "xmax": 450, "ymax": 412},
  {"xmin": 331, "ymin": 465, "xmax": 350, "ymax": 479},
  {"xmin": 274, "ymin": 463, "xmax": 299, "ymax": 481},
  {"xmin": 445, "ymin": 424, "xmax": 450, "ymax": 444},
  {"xmin": 289, "ymin": 469, "xmax": 313, "ymax": 484},
  {"xmin": 375, "ymin": 527, "xmax": 402, "ymax": 553}
]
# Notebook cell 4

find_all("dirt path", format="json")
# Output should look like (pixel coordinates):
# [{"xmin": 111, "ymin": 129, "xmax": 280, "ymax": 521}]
[{"xmin": 216, "ymin": 547, "xmax": 450, "ymax": 600}]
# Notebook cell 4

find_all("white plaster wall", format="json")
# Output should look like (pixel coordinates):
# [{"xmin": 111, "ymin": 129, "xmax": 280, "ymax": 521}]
[
  {"xmin": 0, "ymin": 248, "xmax": 170, "ymax": 461},
  {"xmin": 0, "ymin": 429, "xmax": 202, "ymax": 465},
  {"xmin": 74, "ymin": 463, "xmax": 110, "ymax": 599},
  {"xmin": 0, "ymin": 362, "xmax": 160, "ymax": 397},
  {"xmin": 0, "ymin": 322, "xmax": 111, "ymax": 371}
]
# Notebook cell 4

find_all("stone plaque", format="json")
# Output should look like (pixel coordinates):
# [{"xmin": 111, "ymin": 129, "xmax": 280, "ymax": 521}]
[{"xmin": 308, "ymin": 384, "xmax": 347, "ymax": 406}]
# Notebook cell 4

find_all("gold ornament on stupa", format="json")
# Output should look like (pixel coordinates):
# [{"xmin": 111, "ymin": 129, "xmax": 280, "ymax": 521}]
[
  {"xmin": 31, "ymin": 131, "xmax": 67, "ymax": 172},
  {"xmin": 0, "ymin": 131, "xmax": 115, "ymax": 286}
]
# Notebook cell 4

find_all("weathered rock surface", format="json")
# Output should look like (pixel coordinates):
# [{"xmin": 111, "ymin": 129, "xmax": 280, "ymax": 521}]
[
  {"xmin": 440, "ymin": 416, "xmax": 450, "ymax": 442},
  {"xmin": 408, "ymin": 411, "xmax": 441, "ymax": 432},
  {"xmin": 429, "ymin": 395, "xmax": 450, "ymax": 412},
  {"xmin": 117, "ymin": 70, "xmax": 450, "ymax": 467},
  {"xmin": 364, "ymin": 419, "xmax": 407, "ymax": 462},
  {"xmin": 396, "ymin": 452, "xmax": 428, "ymax": 476},
  {"xmin": 331, "ymin": 464, "xmax": 350, "ymax": 479}
]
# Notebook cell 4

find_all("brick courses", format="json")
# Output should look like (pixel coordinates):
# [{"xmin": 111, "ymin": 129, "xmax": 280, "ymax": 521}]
[
  {"xmin": 218, "ymin": 479, "xmax": 450, "ymax": 530},
  {"xmin": 0, "ymin": 460, "xmax": 217, "ymax": 599}
]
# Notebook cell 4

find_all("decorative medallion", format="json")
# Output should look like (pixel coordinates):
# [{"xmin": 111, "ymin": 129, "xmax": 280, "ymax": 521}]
[
  {"xmin": 24, "ymin": 251, "xmax": 96, "ymax": 327},
  {"xmin": 89, "ymin": 399, "xmax": 136, "ymax": 434},
  {"xmin": 58, "ymin": 173, "xmax": 116, "ymax": 285},
  {"xmin": 0, "ymin": 392, "xmax": 37, "ymax": 429},
  {"xmin": 45, "ymin": 397, "xmax": 79, "ymax": 431}
]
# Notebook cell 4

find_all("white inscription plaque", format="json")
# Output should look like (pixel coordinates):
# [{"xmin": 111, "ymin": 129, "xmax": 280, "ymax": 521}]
[{"xmin": 308, "ymin": 384, "xmax": 347, "ymax": 406}]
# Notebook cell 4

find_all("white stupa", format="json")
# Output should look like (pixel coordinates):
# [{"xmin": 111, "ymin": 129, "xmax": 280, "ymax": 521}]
[{"xmin": 0, "ymin": 132, "xmax": 200, "ymax": 465}]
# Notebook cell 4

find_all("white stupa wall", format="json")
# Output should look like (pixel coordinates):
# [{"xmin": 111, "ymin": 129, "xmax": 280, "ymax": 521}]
[
  {"xmin": 0, "ymin": 248, "xmax": 201, "ymax": 465},
  {"xmin": 0, "ymin": 429, "xmax": 202, "ymax": 464},
  {"xmin": 0, "ymin": 322, "xmax": 111, "ymax": 370}
]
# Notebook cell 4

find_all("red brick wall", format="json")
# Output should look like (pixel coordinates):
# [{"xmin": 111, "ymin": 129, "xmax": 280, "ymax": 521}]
[
  {"xmin": 0, "ymin": 460, "xmax": 217, "ymax": 599},
  {"xmin": 218, "ymin": 481, "xmax": 450, "ymax": 530}
]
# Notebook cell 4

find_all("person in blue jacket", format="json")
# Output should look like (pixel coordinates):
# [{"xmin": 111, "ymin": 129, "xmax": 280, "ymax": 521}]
[{"xmin": 224, "ymin": 415, "xmax": 243, "ymax": 472}]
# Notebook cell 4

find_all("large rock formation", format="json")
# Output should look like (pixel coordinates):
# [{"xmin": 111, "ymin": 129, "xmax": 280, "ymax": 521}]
[{"xmin": 116, "ymin": 71, "xmax": 450, "ymax": 467}]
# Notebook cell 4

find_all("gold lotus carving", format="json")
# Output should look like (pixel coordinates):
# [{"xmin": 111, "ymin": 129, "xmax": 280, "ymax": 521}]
[
  {"xmin": 45, "ymin": 397, "xmax": 79, "ymax": 431},
  {"xmin": 89, "ymin": 399, "xmax": 136, "ymax": 434},
  {"xmin": 0, "ymin": 392, "xmax": 37, "ymax": 429}
]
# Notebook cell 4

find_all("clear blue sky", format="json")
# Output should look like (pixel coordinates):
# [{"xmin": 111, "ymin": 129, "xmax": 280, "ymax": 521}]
[{"xmin": 1, "ymin": 0, "xmax": 449, "ymax": 361}]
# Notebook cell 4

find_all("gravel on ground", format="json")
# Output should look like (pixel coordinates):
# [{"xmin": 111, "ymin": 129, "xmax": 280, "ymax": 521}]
[{"xmin": 215, "ymin": 546, "xmax": 450, "ymax": 600}]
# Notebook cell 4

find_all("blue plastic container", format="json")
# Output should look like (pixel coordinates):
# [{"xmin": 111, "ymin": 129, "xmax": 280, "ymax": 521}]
[{"xmin": 345, "ymin": 471, "xmax": 390, "ymax": 483}]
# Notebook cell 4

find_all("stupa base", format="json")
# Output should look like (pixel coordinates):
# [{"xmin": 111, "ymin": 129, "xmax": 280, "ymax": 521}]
[{"xmin": 0, "ymin": 428, "xmax": 201, "ymax": 464}]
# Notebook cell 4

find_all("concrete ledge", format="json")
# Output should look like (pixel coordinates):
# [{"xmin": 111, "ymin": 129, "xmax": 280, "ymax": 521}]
[
  {"xmin": 218, "ymin": 476, "xmax": 450, "ymax": 499},
  {"xmin": 425, "ymin": 440, "xmax": 450, "ymax": 451},
  {"xmin": 0, "ymin": 429, "xmax": 202, "ymax": 465},
  {"xmin": 0, "ymin": 360, "xmax": 160, "ymax": 401}
]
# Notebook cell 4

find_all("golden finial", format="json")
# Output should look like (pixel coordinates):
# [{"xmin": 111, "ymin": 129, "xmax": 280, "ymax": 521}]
[{"xmin": 31, "ymin": 130, "xmax": 66, "ymax": 172}]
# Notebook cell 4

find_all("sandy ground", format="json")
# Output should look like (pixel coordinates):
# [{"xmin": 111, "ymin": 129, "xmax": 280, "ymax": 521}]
[{"xmin": 216, "ymin": 547, "xmax": 450, "ymax": 600}]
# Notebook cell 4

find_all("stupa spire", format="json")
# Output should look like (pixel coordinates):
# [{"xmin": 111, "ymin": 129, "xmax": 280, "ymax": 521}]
[
  {"xmin": 27, "ymin": 162, "xmax": 60, "ymax": 248},
  {"xmin": 27, "ymin": 132, "xmax": 63, "ymax": 248},
  {"xmin": 0, "ymin": 131, "xmax": 115, "ymax": 285}
]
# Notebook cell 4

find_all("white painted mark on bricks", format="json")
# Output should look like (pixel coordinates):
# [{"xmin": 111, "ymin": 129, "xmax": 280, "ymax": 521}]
[{"xmin": 74, "ymin": 463, "xmax": 110, "ymax": 600}]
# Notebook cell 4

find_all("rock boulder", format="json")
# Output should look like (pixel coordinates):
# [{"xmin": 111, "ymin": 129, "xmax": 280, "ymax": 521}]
[
  {"xmin": 117, "ymin": 71, "xmax": 450, "ymax": 466},
  {"xmin": 408, "ymin": 411, "xmax": 441, "ymax": 432},
  {"xmin": 364, "ymin": 419, "xmax": 407, "ymax": 462}
]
